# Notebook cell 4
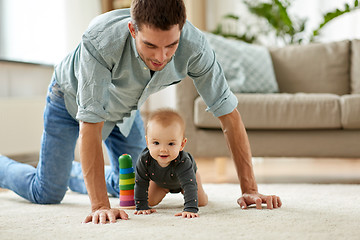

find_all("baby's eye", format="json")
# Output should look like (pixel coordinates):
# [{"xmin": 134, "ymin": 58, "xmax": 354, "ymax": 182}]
[
  {"xmin": 153, "ymin": 141, "xmax": 159, "ymax": 145},
  {"xmin": 169, "ymin": 142, "xmax": 175, "ymax": 146}
]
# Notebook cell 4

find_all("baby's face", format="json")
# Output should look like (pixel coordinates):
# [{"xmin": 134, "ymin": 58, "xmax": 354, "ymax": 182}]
[{"xmin": 146, "ymin": 121, "xmax": 186, "ymax": 168}]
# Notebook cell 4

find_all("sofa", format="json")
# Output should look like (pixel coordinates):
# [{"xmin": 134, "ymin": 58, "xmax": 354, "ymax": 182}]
[{"xmin": 175, "ymin": 39, "xmax": 360, "ymax": 158}]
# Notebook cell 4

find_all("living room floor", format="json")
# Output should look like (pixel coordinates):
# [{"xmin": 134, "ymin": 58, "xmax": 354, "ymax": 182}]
[
  {"xmin": 1, "ymin": 155, "xmax": 360, "ymax": 191},
  {"xmin": 196, "ymin": 157, "xmax": 360, "ymax": 184}
]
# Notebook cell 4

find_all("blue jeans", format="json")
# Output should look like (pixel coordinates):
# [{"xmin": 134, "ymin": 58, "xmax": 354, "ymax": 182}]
[{"xmin": 0, "ymin": 79, "xmax": 146, "ymax": 203}]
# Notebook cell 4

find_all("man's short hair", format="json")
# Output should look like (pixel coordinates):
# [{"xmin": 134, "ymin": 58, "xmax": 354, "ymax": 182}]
[{"xmin": 131, "ymin": 0, "xmax": 187, "ymax": 31}]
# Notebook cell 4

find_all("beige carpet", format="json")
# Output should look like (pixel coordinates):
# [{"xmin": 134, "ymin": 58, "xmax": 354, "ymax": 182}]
[{"xmin": 0, "ymin": 184, "xmax": 359, "ymax": 240}]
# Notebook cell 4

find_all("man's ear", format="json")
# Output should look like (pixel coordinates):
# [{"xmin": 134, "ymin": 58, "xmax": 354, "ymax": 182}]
[
  {"xmin": 128, "ymin": 21, "xmax": 136, "ymax": 38},
  {"xmin": 180, "ymin": 137, "xmax": 187, "ymax": 151}
]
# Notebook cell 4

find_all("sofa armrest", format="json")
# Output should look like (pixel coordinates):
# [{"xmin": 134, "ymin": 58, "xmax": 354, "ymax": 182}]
[
  {"xmin": 351, "ymin": 39, "xmax": 360, "ymax": 93},
  {"xmin": 175, "ymin": 76, "xmax": 198, "ymax": 112}
]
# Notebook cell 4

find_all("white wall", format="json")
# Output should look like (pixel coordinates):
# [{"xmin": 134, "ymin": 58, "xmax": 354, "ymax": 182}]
[
  {"xmin": 63, "ymin": 1, "xmax": 102, "ymax": 58},
  {"xmin": 0, "ymin": 62, "xmax": 53, "ymax": 155},
  {"xmin": 206, "ymin": 0, "xmax": 246, "ymax": 31},
  {"xmin": 0, "ymin": 0, "xmax": 100, "ymax": 155},
  {"xmin": 0, "ymin": 62, "xmax": 53, "ymax": 98}
]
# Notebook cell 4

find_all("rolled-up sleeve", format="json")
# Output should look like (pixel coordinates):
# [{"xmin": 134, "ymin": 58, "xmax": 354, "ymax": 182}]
[
  {"xmin": 75, "ymin": 34, "xmax": 112, "ymax": 123},
  {"xmin": 187, "ymin": 34, "xmax": 238, "ymax": 118}
]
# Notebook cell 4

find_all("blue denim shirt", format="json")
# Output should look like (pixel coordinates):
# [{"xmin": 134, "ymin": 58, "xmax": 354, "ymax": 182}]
[{"xmin": 54, "ymin": 8, "xmax": 237, "ymax": 139}]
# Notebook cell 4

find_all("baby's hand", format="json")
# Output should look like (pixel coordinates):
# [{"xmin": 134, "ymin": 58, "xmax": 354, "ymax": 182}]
[
  {"xmin": 175, "ymin": 211, "xmax": 199, "ymax": 218},
  {"xmin": 134, "ymin": 209, "xmax": 157, "ymax": 215}
]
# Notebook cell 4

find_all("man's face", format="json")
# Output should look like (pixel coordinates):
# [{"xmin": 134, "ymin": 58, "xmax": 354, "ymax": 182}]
[{"xmin": 128, "ymin": 22, "xmax": 181, "ymax": 71}]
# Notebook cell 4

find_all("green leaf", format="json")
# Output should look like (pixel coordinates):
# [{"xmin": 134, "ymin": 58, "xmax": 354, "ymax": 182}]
[
  {"xmin": 223, "ymin": 14, "xmax": 240, "ymax": 20},
  {"xmin": 312, "ymin": 1, "xmax": 360, "ymax": 40},
  {"xmin": 212, "ymin": 0, "xmax": 360, "ymax": 46}
]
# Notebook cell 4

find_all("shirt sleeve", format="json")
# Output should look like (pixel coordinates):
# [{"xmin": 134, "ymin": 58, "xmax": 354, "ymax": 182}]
[
  {"xmin": 187, "ymin": 32, "xmax": 238, "ymax": 118},
  {"xmin": 134, "ymin": 153, "xmax": 151, "ymax": 211},
  {"xmin": 174, "ymin": 153, "xmax": 199, "ymax": 213},
  {"xmin": 75, "ymin": 33, "xmax": 112, "ymax": 123}
]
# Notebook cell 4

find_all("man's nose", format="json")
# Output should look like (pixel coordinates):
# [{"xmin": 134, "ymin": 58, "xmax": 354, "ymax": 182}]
[{"xmin": 155, "ymin": 48, "xmax": 167, "ymax": 63}]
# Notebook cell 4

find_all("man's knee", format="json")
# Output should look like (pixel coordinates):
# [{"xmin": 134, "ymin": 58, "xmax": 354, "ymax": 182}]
[
  {"xmin": 33, "ymin": 195, "xmax": 64, "ymax": 204},
  {"xmin": 31, "ymin": 187, "xmax": 66, "ymax": 204}
]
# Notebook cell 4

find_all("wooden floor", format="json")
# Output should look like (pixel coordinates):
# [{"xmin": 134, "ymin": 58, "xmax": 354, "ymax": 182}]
[{"xmin": 196, "ymin": 157, "xmax": 360, "ymax": 184}]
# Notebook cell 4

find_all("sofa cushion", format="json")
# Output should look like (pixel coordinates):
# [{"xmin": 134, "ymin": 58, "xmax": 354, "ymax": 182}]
[
  {"xmin": 194, "ymin": 93, "xmax": 342, "ymax": 129},
  {"xmin": 270, "ymin": 40, "xmax": 350, "ymax": 95},
  {"xmin": 204, "ymin": 32, "xmax": 279, "ymax": 93},
  {"xmin": 340, "ymin": 94, "xmax": 360, "ymax": 129},
  {"xmin": 351, "ymin": 40, "xmax": 360, "ymax": 93}
]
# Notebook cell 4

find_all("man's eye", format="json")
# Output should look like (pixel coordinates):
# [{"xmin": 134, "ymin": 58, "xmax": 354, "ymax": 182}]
[{"xmin": 168, "ymin": 44, "xmax": 177, "ymax": 48}]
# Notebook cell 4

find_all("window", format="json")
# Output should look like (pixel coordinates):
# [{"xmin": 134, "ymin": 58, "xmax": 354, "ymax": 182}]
[{"xmin": 0, "ymin": 0, "xmax": 101, "ymax": 65}]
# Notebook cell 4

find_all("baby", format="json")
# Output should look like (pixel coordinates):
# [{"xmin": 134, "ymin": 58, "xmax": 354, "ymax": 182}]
[{"xmin": 134, "ymin": 109, "xmax": 208, "ymax": 218}]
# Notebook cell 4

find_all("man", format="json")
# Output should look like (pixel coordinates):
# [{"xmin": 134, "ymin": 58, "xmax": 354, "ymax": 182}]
[{"xmin": 0, "ymin": 0, "xmax": 281, "ymax": 224}]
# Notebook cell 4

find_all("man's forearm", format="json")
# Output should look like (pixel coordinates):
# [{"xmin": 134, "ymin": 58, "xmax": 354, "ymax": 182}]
[
  {"xmin": 79, "ymin": 121, "xmax": 110, "ymax": 212},
  {"xmin": 218, "ymin": 109, "xmax": 258, "ymax": 194}
]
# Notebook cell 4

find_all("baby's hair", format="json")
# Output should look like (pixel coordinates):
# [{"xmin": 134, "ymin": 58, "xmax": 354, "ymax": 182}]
[{"xmin": 146, "ymin": 108, "xmax": 185, "ymax": 137}]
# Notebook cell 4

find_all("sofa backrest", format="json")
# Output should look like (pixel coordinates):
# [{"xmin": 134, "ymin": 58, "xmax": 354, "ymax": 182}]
[{"xmin": 269, "ymin": 40, "xmax": 350, "ymax": 95}]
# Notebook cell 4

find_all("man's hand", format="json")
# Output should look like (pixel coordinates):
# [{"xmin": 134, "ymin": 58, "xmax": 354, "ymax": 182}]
[
  {"xmin": 83, "ymin": 207, "xmax": 129, "ymax": 224},
  {"xmin": 218, "ymin": 110, "xmax": 282, "ymax": 210},
  {"xmin": 134, "ymin": 209, "xmax": 157, "ymax": 215},
  {"xmin": 175, "ymin": 211, "xmax": 199, "ymax": 218},
  {"xmin": 237, "ymin": 192, "xmax": 282, "ymax": 210}
]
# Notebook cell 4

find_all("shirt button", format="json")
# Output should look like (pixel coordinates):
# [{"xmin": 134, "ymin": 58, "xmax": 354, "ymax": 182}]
[{"xmin": 143, "ymin": 67, "xmax": 148, "ymax": 70}]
